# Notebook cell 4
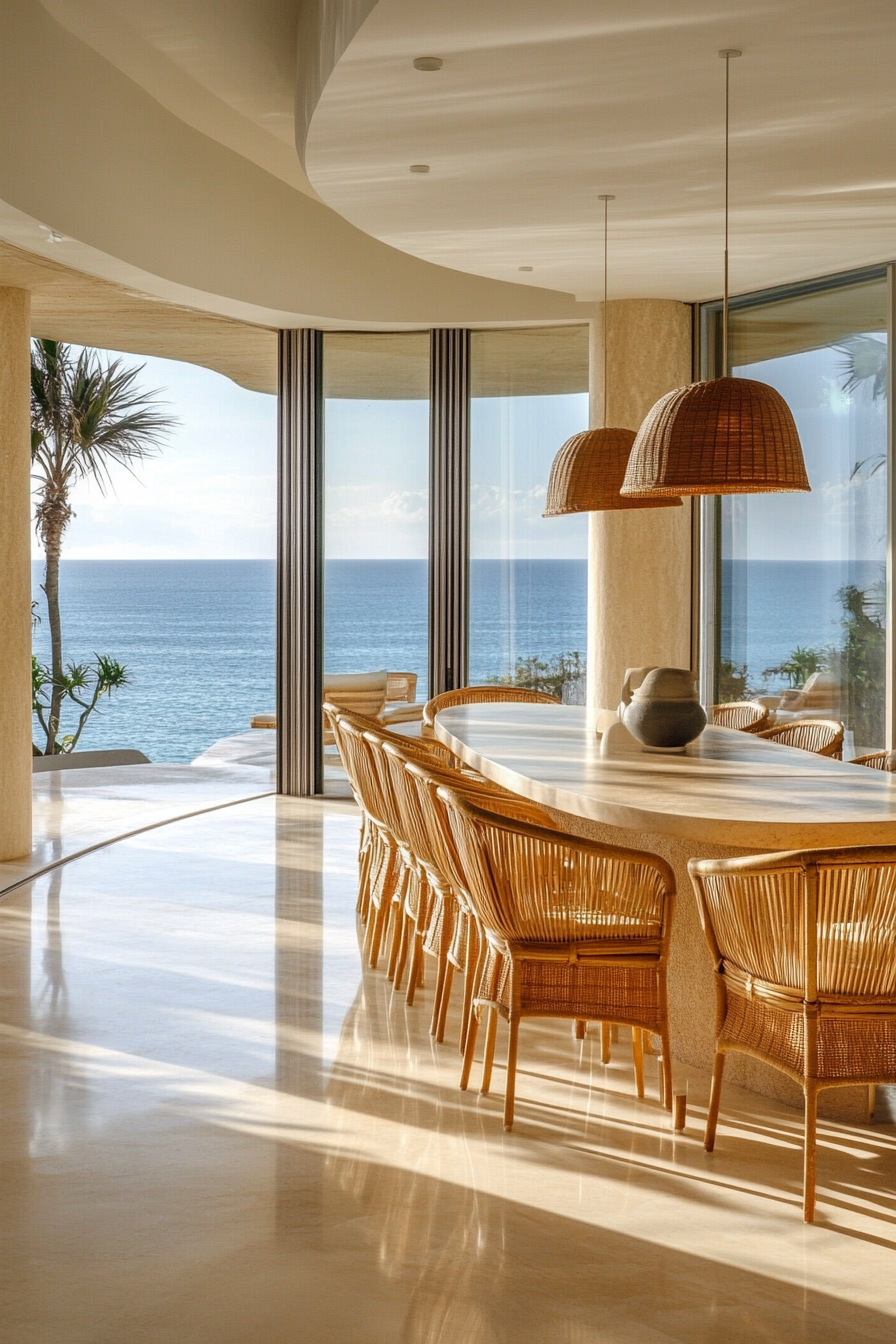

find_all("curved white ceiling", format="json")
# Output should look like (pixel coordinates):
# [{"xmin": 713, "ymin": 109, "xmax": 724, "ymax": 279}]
[
  {"xmin": 0, "ymin": 0, "xmax": 584, "ymax": 328},
  {"xmin": 40, "ymin": 0, "xmax": 314, "ymax": 193},
  {"xmin": 305, "ymin": 0, "xmax": 896, "ymax": 301}
]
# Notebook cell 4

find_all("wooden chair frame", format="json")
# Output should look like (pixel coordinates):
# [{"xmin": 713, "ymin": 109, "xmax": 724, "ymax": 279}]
[
  {"xmin": 690, "ymin": 845, "xmax": 896, "ymax": 1222},
  {"xmin": 439, "ymin": 785, "xmax": 676, "ymax": 1130},
  {"xmin": 755, "ymin": 719, "xmax": 844, "ymax": 759}
]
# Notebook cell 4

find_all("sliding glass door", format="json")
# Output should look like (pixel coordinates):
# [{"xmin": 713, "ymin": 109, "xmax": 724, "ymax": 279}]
[
  {"xmin": 468, "ymin": 327, "xmax": 590, "ymax": 702},
  {"xmin": 322, "ymin": 331, "xmax": 430, "ymax": 702},
  {"xmin": 705, "ymin": 271, "xmax": 889, "ymax": 756}
]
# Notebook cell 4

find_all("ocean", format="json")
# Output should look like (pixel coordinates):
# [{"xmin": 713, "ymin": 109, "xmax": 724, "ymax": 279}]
[
  {"xmin": 31, "ymin": 559, "xmax": 588, "ymax": 763},
  {"xmin": 32, "ymin": 558, "xmax": 879, "ymax": 764},
  {"xmin": 720, "ymin": 559, "xmax": 884, "ymax": 684}
]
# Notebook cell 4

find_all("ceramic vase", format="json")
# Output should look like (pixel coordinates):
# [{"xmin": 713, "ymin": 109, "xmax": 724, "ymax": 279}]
[{"xmin": 622, "ymin": 667, "xmax": 706, "ymax": 750}]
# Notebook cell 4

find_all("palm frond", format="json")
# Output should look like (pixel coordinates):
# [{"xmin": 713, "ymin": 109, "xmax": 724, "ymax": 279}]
[{"xmin": 832, "ymin": 334, "xmax": 888, "ymax": 400}]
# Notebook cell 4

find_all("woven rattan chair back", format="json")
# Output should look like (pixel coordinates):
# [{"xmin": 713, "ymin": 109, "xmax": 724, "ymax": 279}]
[
  {"xmin": 381, "ymin": 741, "xmax": 559, "ymax": 1039},
  {"xmin": 756, "ymin": 719, "xmax": 844, "ymax": 759},
  {"xmin": 851, "ymin": 750, "xmax": 896, "ymax": 771},
  {"xmin": 321, "ymin": 671, "xmax": 389, "ymax": 746},
  {"xmin": 711, "ymin": 701, "xmax": 770, "ymax": 733},
  {"xmin": 422, "ymin": 685, "xmax": 560, "ymax": 730},
  {"xmin": 438, "ymin": 784, "xmax": 675, "ymax": 1128},
  {"xmin": 689, "ymin": 845, "xmax": 896, "ymax": 1221},
  {"xmin": 386, "ymin": 672, "xmax": 418, "ymax": 704}
]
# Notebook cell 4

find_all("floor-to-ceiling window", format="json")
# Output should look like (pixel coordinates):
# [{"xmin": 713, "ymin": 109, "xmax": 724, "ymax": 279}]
[
  {"xmin": 705, "ymin": 270, "xmax": 889, "ymax": 756},
  {"xmin": 468, "ymin": 326, "xmax": 590, "ymax": 702},
  {"xmin": 322, "ymin": 332, "xmax": 430, "ymax": 697}
]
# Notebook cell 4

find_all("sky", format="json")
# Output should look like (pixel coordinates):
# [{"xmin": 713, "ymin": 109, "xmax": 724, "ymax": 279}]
[
  {"xmin": 35, "ymin": 339, "xmax": 882, "ymax": 565},
  {"xmin": 33, "ymin": 345, "xmax": 590, "ymax": 562},
  {"xmin": 32, "ymin": 350, "xmax": 277, "ymax": 561},
  {"xmin": 726, "ymin": 341, "xmax": 887, "ymax": 563}
]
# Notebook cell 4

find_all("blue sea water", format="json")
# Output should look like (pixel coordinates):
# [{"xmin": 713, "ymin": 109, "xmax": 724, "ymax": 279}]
[
  {"xmin": 721, "ymin": 559, "xmax": 884, "ymax": 686},
  {"xmin": 31, "ymin": 559, "xmax": 589, "ymax": 763},
  {"xmin": 32, "ymin": 557, "xmax": 868, "ymax": 765}
]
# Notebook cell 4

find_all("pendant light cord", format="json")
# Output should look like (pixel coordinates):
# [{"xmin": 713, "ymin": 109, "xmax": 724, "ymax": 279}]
[
  {"xmin": 598, "ymin": 193, "xmax": 614, "ymax": 428},
  {"xmin": 720, "ymin": 49, "xmax": 741, "ymax": 375}
]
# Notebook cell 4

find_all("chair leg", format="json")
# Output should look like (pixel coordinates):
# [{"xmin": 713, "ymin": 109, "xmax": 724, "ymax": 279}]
[
  {"xmin": 600, "ymin": 1022, "xmax": 611, "ymax": 1064},
  {"xmin": 369, "ymin": 898, "xmax": 390, "ymax": 970},
  {"xmin": 393, "ymin": 912, "xmax": 412, "ymax": 993},
  {"xmin": 406, "ymin": 932, "xmax": 424, "ymax": 1006},
  {"xmin": 704, "ymin": 1051, "xmax": 725, "ymax": 1151},
  {"xmin": 660, "ymin": 1040, "xmax": 673, "ymax": 1113},
  {"xmin": 803, "ymin": 1087, "xmax": 818, "ymax": 1224},
  {"xmin": 429, "ymin": 912, "xmax": 452, "ymax": 1037},
  {"xmin": 459, "ymin": 925, "xmax": 481, "ymax": 1056},
  {"xmin": 460, "ymin": 1005, "xmax": 480, "ymax": 1091},
  {"xmin": 504, "ymin": 1014, "xmax": 521, "ymax": 1131},
  {"xmin": 386, "ymin": 899, "xmax": 403, "ymax": 979},
  {"xmin": 481, "ymin": 1007, "xmax": 498, "ymax": 1096},
  {"xmin": 574, "ymin": 1019, "xmax": 586, "ymax": 1040},
  {"xmin": 632, "ymin": 1026, "xmax": 645, "ymax": 1099},
  {"xmin": 434, "ymin": 963, "xmax": 455, "ymax": 1043}
]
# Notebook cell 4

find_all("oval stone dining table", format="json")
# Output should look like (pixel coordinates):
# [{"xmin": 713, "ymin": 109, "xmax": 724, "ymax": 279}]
[{"xmin": 435, "ymin": 702, "xmax": 896, "ymax": 1121}]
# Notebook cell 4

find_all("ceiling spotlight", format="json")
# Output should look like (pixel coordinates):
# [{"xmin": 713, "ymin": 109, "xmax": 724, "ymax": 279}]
[
  {"xmin": 413, "ymin": 56, "xmax": 443, "ymax": 71},
  {"xmin": 39, "ymin": 224, "xmax": 64, "ymax": 243},
  {"xmin": 409, "ymin": 164, "xmax": 430, "ymax": 174},
  {"xmin": 519, "ymin": 266, "xmax": 533, "ymax": 272}
]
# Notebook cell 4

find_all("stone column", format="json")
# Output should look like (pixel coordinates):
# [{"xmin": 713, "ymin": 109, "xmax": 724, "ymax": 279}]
[
  {"xmin": 587, "ymin": 299, "xmax": 694, "ymax": 711},
  {"xmin": 0, "ymin": 288, "xmax": 32, "ymax": 860}
]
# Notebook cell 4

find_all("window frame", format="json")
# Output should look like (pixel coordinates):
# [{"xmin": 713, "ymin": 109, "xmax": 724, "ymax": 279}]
[{"xmin": 694, "ymin": 262, "xmax": 896, "ymax": 747}]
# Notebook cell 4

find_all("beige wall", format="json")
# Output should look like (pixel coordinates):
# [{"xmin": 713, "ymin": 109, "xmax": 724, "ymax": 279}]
[
  {"xmin": 587, "ymin": 299, "xmax": 694, "ymax": 711},
  {"xmin": 0, "ymin": 287, "xmax": 32, "ymax": 860}
]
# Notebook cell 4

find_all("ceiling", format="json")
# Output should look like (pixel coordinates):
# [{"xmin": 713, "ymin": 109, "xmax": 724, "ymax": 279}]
[
  {"xmin": 304, "ymin": 0, "xmax": 896, "ymax": 302},
  {"xmin": 40, "ymin": 0, "xmax": 314, "ymax": 194},
  {"xmin": 0, "ymin": 235, "xmax": 277, "ymax": 393}
]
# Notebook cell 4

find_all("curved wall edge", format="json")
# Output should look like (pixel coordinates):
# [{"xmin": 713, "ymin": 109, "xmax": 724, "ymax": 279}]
[
  {"xmin": 295, "ymin": 0, "xmax": 379, "ymax": 172},
  {"xmin": 0, "ymin": 0, "xmax": 584, "ymax": 327}
]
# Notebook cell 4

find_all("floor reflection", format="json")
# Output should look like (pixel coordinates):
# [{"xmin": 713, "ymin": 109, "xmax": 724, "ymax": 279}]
[{"xmin": 0, "ymin": 795, "xmax": 893, "ymax": 1343}]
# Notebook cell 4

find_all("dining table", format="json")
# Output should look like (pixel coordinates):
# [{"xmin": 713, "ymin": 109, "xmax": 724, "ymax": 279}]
[{"xmin": 435, "ymin": 701, "xmax": 896, "ymax": 1122}]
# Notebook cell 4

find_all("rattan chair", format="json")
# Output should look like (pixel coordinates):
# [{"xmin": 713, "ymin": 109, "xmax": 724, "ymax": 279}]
[
  {"xmin": 439, "ymin": 785, "xmax": 675, "ymax": 1129},
  {"xmin": 689, "ymin": 846, "xmax": 896, "ymax": 1222},
  {"xmin": 422, "ymin": 685, "xmax": 560, "ymax": 737},
  {"xmin": 398, "ymin": 753, "xmax": 558, "ymax": 1046},
  {"xmin": 711, "ymin": 700, "xmax": 770, "ymax": 733},
  {"xmin": 756, "ymin": 719, "xmax": 844, "ymax": 759},
  {"xmin": 851, "ymin": 751, "xmax": 896, "ymax": 771},
  {"xmin": 324, "ymin": 704, "xmax": 456, "ymax": 968}
]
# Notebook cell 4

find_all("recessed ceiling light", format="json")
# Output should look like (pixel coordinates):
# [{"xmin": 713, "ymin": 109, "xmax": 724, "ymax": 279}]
[
  {"xmin": 39, "ymin": 224, "xmax": 64, "ymax": 243},
  {"xmin": 519, "ymin": 266, "xmax": 533, "ymax": 272},
  {"xmin": 409, "ymin": 164, "xmax": 430, "ymax": 174},
  {"xmin": 413, "ymin": 56, "xmax": 443, "ymax": 71}
]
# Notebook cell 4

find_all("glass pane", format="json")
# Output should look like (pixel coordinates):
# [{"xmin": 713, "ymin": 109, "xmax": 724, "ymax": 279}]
[
  {"xmin": 718, "ymin": 278, "xmax": 888, "ymax": 755},
  {"xmin": 469, "ymin": 327, "xmax": 590, "ymax": 703},
  {"xmin": 322, "ymin": 333, "xmax": 430, "ymax": 772},
  {"xmin": 30, "ymin": 346, "xmax": 276, "ymax": 764}
]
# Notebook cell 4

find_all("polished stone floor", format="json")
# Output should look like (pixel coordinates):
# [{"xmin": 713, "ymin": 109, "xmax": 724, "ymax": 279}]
[
  {"xmin": 0, "ymin": 760, "xmax": 273, "ymax": 896},
  {"xmin": 0, "ymin": 794, "xmax": 894, "ymax": 1342}
]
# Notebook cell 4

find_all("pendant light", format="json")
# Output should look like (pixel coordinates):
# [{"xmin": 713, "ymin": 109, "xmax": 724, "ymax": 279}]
[
  {"xmin": 620, "ymin": 51, "xmax": 810, "ymax": 499},
  {"xmin": 543, "ymin": 196, "xmax": 681, "ymax": 515}
]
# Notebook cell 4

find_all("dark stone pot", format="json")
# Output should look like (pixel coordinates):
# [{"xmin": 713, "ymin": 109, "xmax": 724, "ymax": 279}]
[
  {"xmin": 623, "ymin": 697, "xmax": 707, "ymax": 749},
  {"xmin": 622, "ymin": 667, "xmax": 707, "ymax": 749}
]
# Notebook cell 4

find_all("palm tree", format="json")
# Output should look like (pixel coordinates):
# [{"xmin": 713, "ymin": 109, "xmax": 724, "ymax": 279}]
[
  {"xmin": 31, "ymin": 340, "xmax": 175, "ymax": 752},
  {"xmin": 832, "ymin": 334, "xmax": 888, "ymax": 480}
]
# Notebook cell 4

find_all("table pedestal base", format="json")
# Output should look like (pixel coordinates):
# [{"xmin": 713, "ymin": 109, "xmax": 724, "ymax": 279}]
[{"xmin": 545, "ymin": 808, "xmax": 872, "ymax": 1124}]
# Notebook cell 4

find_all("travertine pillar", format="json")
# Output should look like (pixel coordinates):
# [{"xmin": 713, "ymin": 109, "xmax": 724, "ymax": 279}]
[
  {"xmin": 587, "ymin": 299, "xmax": 693, "ymax": 711},
  {"xmin": 0, "ymin": 288, "xmax": 32, "ymax": 860}
]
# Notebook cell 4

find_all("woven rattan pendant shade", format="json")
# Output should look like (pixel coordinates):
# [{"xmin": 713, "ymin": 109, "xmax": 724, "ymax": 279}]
[
  {"xmin": 620, "ymin": 376, "xmax": 809, "ymax": 497},
  {"xmin": 543, "ymin": 427, "xmax": 682, "ymax": 515},
  {"xmin": 622, "ymin": 52, "xmax": 810, "ymax": 499}
]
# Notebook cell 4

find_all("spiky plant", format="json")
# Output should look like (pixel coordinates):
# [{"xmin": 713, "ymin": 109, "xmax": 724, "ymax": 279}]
[{"xmin": 30, "ymin": 339, "xmax": 175, "ymax": 753}]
